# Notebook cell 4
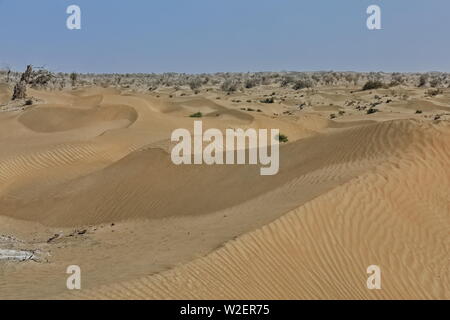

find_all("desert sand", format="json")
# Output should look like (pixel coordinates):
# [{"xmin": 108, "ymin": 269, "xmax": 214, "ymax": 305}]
[{"xmin": 0, "ymin": 74, "xmax": 449, "ymax": 299}]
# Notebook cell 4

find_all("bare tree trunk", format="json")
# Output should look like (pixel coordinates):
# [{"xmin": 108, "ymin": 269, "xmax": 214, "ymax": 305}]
[
  {"xmin": 12, "ymin": 65, "xmax": 32, "ymax": 100},
  {"xmin": 20, "ymin": 65, "xmax": 33, "ymax": 83}
]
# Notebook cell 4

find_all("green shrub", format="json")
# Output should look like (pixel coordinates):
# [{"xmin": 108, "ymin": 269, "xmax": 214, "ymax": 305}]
[
  {"xmin": 189, "ymin": 112, "xmax": 203, "ymax": 118},
  {"xmin": 277, "ymin": 134, "xmax": 289, "ymax": 143},
  {"xmin": 362, "ymin": 80, "xmax": 384, "ymax": 91}
]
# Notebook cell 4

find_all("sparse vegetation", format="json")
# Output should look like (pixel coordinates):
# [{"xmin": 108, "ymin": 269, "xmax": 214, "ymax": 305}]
[{"xmin": 1, "ymin": 70, "xmax": 449, "ymax": 101}]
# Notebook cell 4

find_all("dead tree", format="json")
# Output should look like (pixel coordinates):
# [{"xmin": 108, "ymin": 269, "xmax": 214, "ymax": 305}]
[
  {"xmin": 12, "ymin": 65, "xmax": 33, "ymax": 100},
  {"xmin": 70, "ymin": 72, "xmax": 78, "ymax": 87}
]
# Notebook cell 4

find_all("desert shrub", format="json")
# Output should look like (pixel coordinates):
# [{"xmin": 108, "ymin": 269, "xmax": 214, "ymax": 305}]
[
  {"xmin": 367, "ymin": 108, "xmax": 379, "ymax": 114},
  {"xmin": 362, "ymin": 80, "xmax": 384, "ymax": 91},
  {"xmin": 425, "ymin": 88, "xmax": 443, "ymax": 97},
  {"xmin": 24, "ymin": 99, "xmax": 33, "ymax": 106},
  {"xmin": 388, "ymin": 80, "xmax": 401, "ymax": 87},
  {"xmin": 415, "ymin": 110, "xmax": 423, "ymax": 114},
  {"xmin": 292, "ymin": 79, "xmax": 313, "ymax": 90},
  {"xmin": 221, "ymin": 79, "xmax": 239, "ymax": 93},
  {"xmin": 429, "ymin": 78, "xmax": 440, "ymax": 88},
  {"xmin": 29, "ymin": 69, "xmax": 54, "ymax": 88},
  {"xmin": 418, "ymin": 74, "xmax": 428, "ymax": 87},
  {"xmin": 390, "ymin": 73, "xmax": 405, "ymax": 86},
  {"xmin": 189, "ymin": 112, "xmax": 203, "ymax": 118},
  {"xmin": 188, "ymin": 78, "xmax": 202, "ymax": 90},
  {"xmin": 276, "ymin": 134, "xmax": 289, "ymax": 143},
  {"xmin": 280, "ymin": 76, "xmax": 294, "ymax": 87},
  {"xmin": 244, "ymin": 78, "xmax": 258, "ymax": 89}
]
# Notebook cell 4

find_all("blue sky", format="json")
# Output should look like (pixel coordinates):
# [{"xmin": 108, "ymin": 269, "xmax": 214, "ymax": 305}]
[{"xmin": 0, "ymin": 0, "xmax": 449, "ymax": 73}]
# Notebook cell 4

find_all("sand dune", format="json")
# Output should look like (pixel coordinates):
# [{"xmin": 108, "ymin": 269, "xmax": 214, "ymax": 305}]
[
  {"xmin": 63, "ymin": 121, "xmax": 449, "ymax": 300},
  {"xmin": 0, "ymin": 85, "xmax": 448, "ymax": 299}
]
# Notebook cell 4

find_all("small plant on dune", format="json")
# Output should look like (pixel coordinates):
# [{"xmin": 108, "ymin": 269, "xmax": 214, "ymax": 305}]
[
  {"xmin": 415, "ymin": 110, "xmax": 423, "ymax": 114},
  {"xmin": 276, "ymin": 134, "xmax": 289, "ymax": 143},
  {"xmin": 260, "ymin": 97, "xmax": 274, "ymax": 104},
  {"xmin": 189, "ymin": 112, "xmax": 203, "ymax": 118},
  {"xmin": 362, "ymin": 80, "xmax": 385, "ymax": 91},
  {"xmin": 367, "ymin": 108, "xmax": 379, "ymax": 114}
]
